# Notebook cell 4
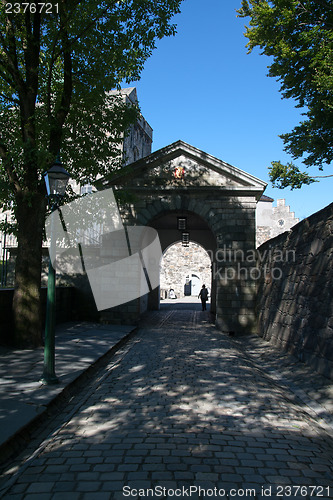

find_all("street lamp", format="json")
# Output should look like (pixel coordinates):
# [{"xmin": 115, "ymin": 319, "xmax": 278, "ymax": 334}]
[
  {"xmin": 40, "ymin": 155, "xmax": 70, "ymax": 385},
  {"xmin": 44, "ymin": 155, "xmax": 71, "ymax": 201}
]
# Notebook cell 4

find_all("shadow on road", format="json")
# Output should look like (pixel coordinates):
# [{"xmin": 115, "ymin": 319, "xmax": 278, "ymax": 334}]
[{"xmin": 160, "ymin": 296, "xmax": 209, "ymax": 311}]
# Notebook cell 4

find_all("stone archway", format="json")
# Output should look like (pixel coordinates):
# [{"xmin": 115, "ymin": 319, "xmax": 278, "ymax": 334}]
[
  {"xmin": 147, "ymin": 210, "xmax": 216, "ymax": 312},
  {"xmin": 99, "ymin": 140, "xmax": 267, "ymax": 334}
]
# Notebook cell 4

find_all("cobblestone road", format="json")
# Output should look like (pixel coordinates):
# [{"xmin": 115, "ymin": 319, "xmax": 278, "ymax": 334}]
[{"xmin": 1, "ymin": 309, "xmax": 333, "ymax": 499}]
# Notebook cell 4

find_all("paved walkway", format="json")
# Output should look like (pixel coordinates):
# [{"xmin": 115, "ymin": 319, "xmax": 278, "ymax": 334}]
[
  {"xmin": 0, "ymin": 322, "xmax": 136, "ymax": 458},
  {"xmin": 0, "ymin": 307, "xmax": 333, "ymax": 499}
]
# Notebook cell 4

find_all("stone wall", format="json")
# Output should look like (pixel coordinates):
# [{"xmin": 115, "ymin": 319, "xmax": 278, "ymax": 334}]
[
  {"xmin": 0, "ymin": 286, "xmax": 76, "ymax": 345},
  {"xmin": 256, "ymin": 202, "xmax": 333, "ymax": 379}
]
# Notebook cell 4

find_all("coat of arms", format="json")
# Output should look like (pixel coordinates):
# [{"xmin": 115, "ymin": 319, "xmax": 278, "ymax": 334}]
[{"xmin": 174, "ymin": 166, "xmax": 185, "ymax": 179}]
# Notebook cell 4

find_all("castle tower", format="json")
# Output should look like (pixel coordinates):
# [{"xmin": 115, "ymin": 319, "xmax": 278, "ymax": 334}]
[{"xmin": 112, "ymin": 87, "xmax": 153, "ymax": 165}]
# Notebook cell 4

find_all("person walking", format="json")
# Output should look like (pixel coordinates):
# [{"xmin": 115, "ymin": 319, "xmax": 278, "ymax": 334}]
[{"xmin": 198, "ymin": 284, "xmax": 208, "ymax": 311}]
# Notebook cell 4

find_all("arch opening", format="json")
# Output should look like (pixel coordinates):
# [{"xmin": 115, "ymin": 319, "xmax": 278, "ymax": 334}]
[
  {"xmin": 160, "ymin": 241, "xmax": 212, "ymax": 304},
  {"xmin": 145, "ymin": 210, "xmax": 216, "ymax": 313}
]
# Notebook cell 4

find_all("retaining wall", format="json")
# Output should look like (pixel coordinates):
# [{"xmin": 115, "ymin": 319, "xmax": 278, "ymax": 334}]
[
  {"xmin": 256, "ymin": 202, "xmax": 333, "ymax": 379},
  {"xmin": 0, "ymin": 286, "xmax": 77, "ymax": 345}
]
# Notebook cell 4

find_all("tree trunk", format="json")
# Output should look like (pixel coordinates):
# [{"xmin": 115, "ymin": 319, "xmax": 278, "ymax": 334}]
[{"xmin": 12, "ymin": 193, "xmax": 46, "ymax": 348}]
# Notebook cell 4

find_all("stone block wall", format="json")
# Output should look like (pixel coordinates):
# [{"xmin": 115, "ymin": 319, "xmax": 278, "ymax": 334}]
[
  {"xmin": 99, "ymin": 297, "xmax": 143, "ymax": 325},
  {"xmin": 256, "ymin": 202, "xmax": 333, "ymax": 379},
  {"xmin": 0, "ymin": 286, "xmax": 76, "ymax": 345},
  {"xmin": 125, "ymin": 191, "xmax": 259, "ymax": 333},
  {"xmin": 214, "ymin": 197, "xmax": 258, "ymax": 334}
]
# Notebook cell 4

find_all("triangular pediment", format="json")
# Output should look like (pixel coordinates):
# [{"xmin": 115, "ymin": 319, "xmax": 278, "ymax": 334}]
[{"xmin": 100, "ymin": 140, "xmax": 267, "ymax": 199}]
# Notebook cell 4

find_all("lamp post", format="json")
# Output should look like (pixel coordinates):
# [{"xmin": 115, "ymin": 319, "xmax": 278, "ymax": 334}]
[{"xmin": 40, "ymin": 155, "xmax": 70, "ymax": 385}]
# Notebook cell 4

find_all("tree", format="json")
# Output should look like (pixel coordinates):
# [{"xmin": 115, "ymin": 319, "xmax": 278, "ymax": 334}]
[
  {"xmin": 0, "ymin": 0, "xmax": 182, "ymax": 347},
  {"xmin": 237, "ymin": 0, "xmax": 333, "ymax": 188}
]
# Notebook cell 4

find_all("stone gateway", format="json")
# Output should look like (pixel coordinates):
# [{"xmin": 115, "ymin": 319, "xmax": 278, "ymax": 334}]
[{"xmin": 98, "ymin": 140, "xmax": 267, "ymax": 334}]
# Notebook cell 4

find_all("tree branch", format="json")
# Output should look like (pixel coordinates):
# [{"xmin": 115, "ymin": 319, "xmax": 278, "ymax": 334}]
[
  {"xmin": 48, "ymin": 2, "xmax": 73, "ymax": 155},
  {"xmin": 0, "ymin": 140, "xmax": 22, "ymax": 194},
  {"xmin": 24, "ymin": 9, "xmax": 41, "ymax": 101},
  {"xmin": 0, "ymin": 19, "xmax": 25, "ymax": 93},
  {"xmin": 0, "ymin": 61, "xmax": 16, "ymax": 87}
]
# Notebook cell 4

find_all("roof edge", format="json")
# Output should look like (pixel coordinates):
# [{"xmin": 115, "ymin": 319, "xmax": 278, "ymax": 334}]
[{"xmin": 98, "ymin": 139, "xmax": 267, "ymax": 192}]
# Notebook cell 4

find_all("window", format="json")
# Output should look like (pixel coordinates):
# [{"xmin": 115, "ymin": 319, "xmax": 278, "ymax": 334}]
[{"xmin": 81, "ymin": 184, "xmax": 93, "ymax": 195}]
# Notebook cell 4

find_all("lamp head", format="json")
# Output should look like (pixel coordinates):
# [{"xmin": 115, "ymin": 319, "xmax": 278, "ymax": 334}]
[{"xmin": 44, "ymin": 155, "xmax": 70, "ymax": 199}]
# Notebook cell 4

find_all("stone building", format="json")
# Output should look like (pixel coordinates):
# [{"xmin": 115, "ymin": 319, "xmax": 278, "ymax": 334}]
[
  {"xmin": 116, "ymin": 87, "xmax": 153, "ymax": 165},
  {"xmin": 256, "ymin": 195, "xmax": 299, "ymax": 247},
  {"xmin": 98, "ymin": 138, "xmax": 267, "ymax": 333}
]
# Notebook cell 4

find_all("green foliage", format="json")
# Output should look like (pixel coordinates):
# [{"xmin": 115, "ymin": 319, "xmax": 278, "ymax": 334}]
[
  {"xmin": 0, "ymin": 0, "xmax": 182, "ymax": 207},
  {"xmin": 269, "ymin": 160, "xmax": 317, "ymax": 189},
  {"xmin": 238, "ymin": 0, "xmax": 333, "ymax": 187}
]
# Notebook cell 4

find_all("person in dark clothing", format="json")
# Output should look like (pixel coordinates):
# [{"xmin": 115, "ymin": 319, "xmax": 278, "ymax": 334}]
[{"xmin": 198, "ymin": 284, "xmax": 208, "ymax": 311}]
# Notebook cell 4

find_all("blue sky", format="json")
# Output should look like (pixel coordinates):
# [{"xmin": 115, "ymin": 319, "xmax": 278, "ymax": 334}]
[{"xmin": 129, "ymin": 0, "xmax": 333, "ymax": 220}]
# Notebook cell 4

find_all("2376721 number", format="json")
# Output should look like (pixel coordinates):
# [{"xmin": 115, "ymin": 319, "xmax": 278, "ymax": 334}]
[
  {"xmin": 5, "ymin": 3, "xmax": 59, "ymax": 14},
  {"xmin": 276, "ymin": 485, "xmax": 330, "ymax": 497}
]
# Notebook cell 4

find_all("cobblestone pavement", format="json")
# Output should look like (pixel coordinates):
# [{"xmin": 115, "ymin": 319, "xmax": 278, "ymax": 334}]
[{"xmin": 1, "ymin": 309, "xmax": 333, "ymax": 499}]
